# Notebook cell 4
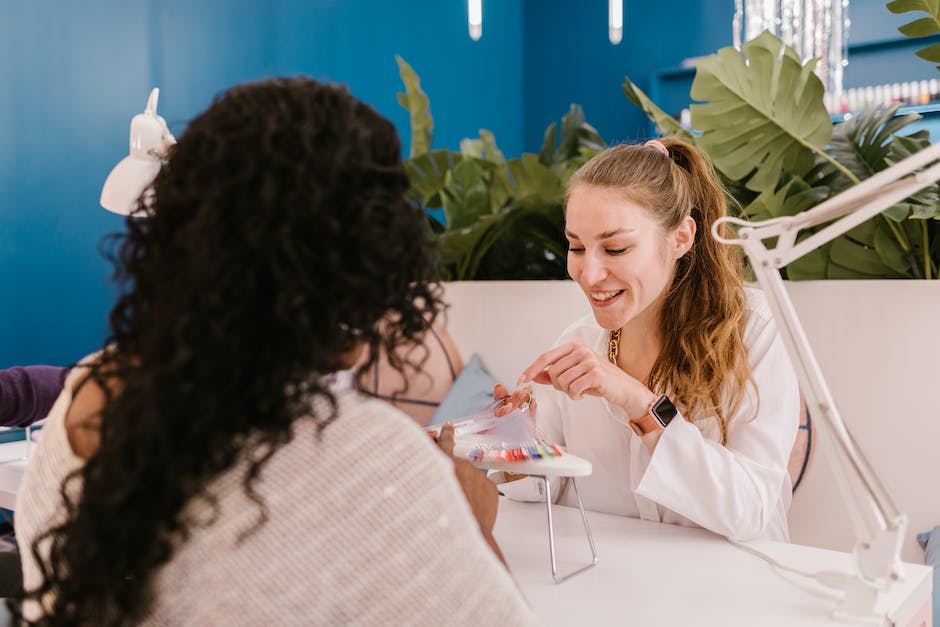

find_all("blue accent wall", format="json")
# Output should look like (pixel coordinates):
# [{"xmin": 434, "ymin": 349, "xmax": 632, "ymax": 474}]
[
  {"xmin": 0, "ymin": 0, "xmax": 523, "ymax": 367},
  {"xmin": 522, "ymin": 0, "xmax": 734, "ymax": 151}
]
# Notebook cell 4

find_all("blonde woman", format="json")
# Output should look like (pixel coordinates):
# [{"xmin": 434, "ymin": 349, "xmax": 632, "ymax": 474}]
[{"xmin": 505, "ymin": 138, "xmax": 800, "ymax": 542}]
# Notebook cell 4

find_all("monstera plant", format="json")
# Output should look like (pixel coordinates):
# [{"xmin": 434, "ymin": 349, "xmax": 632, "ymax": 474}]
[
  {"xmin": 395, "ymin": 56, "xmax": 605, "ymax": 280},
  {"xmin": 623, "ymin": 30, "xmax": 940, "ymax": 279}
]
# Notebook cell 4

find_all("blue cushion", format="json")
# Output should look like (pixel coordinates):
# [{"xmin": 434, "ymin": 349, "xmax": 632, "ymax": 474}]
[
  {"xmin": 428, "ymin": 353, "xmax": 496, "ymax": 426},
  {"xmin": 917, "ymin": 525, "xmax": 940, "ymax": 627}
]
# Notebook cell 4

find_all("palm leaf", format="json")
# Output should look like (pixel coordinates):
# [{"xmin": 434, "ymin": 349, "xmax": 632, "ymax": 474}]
[
  {"xmin": 690, "ymin": 31, "xmax": 835, "ymax": 192},
  {"xmin": 622, "ymin": 78, "xmax": 695, "ymax": 141},
  {"xmin": 395, "ymin": 55, "xmax": 434, "ymax": 157},
  {"xmin": 828, "ymin": 104, "xmax": 921, "ymax": 181},
  {"xmin": 887, "ymin": 0, "xmax": 940, "ymax": 68},
  {"xmin": 885, "ymin": 130, "xmax": 940, "ymax": 220}
]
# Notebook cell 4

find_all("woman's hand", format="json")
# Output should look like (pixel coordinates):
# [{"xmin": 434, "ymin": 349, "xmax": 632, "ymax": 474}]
[
  {"xmin": 434, "ymin": 423, "xmax": 499, "ymax": 535},
  {"xmin": 517, "ymin": 341, "xmax": 656, "ymax": 420},
  {"xmin": 491, "ymin": 383, "xmax": 535, "ymax": 418},
  {"xmin": 434, "ymin": 423, "xmax": 507, "ymax": 564}
]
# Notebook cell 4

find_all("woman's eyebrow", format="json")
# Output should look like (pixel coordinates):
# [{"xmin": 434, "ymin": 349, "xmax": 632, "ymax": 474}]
[{"xmin": 565, "ymin": 227, "xmax": 637, "ymax": 239}]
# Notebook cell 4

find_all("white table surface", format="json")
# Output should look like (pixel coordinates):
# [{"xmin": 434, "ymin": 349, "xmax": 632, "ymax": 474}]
[
  {"xmin": 0, "ymin": 441, "xmax": 30, "ymax": 511},
  {"xmin": 494, "ymin": 498, "xmax": 932, "ymax": 627}
]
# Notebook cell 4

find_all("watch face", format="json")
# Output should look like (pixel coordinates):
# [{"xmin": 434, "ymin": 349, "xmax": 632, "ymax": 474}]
[{"xmin": 651, "ymin": 394, "xmax": 678, "ymax": 427}]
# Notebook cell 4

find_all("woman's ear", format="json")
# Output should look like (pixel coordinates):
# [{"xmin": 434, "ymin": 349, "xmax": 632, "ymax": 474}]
[{"xmin": 672, "ymin": 215, "xmax": 696, "ymax": 258}]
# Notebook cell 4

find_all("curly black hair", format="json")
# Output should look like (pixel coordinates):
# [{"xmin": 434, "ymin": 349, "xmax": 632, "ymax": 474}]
[{"xmin": 24, "ymin": 77, "xmax": 442, "ymax": 625}]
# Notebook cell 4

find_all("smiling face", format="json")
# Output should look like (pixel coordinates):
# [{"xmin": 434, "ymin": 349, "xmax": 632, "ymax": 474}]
[{"xmin": 565, "ymin": 184, "xmax": 694, "ymax": 333}]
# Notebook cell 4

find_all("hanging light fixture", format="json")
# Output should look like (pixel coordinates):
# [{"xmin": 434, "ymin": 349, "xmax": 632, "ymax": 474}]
[
  {"xmin": 467, "ymin": 1, "xmax": 622, "ymax": 45},
  {"xmin": 609, "ymin": 0, "xmax": 623, "ymax": 45},
  {"xmin": 468, "ymin": 0, "xmax": 482, "ymax": 41},
  {"xmin": 733, "ymin": 0, "xmax": 850, "ymax": 97}
]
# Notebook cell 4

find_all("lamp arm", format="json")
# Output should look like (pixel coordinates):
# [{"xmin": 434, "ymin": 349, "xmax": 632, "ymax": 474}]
[
  {"xmin": 708, "ymin": 141, "xmax": 940, "ymax": 618},
  {"xmin": 714, "ymin": 139, "xmax": 940, "ymax": 269}
]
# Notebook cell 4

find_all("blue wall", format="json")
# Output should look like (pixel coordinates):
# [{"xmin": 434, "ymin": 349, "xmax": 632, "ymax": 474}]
[
  {"xmin": 0, "ymin": 0, "xmax": 524, "ymax": 367},
  {"xmin": 522, "ymin": 0, "xmax": 734, "ymax": 151}
]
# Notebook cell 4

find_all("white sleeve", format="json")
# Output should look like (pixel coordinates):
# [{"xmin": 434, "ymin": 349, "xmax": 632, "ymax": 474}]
[
  {"xmin": 348, "ymin": 423, "xmax": 543, "ymax": 626},
  {"xmin": 634, "ymin": 307, "xmax": 800, "ymax": 541}
]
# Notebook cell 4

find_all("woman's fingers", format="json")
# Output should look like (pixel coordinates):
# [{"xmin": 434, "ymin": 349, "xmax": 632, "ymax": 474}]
[
  {"xmin": 436, "ymin": 422, "xmax": 456, "ymax": 456},
  {"xmin": 517, "ymin": 343, "xmax": 577, "ymax": 385},
  {"xmin": 542, "ymin": 349, "xmax": 590, "ymax": 389},
  {"xmin": 554, "ymin": 361, "xmax": 596, "ymax": 399},
  {"xmin": 493, "ymin": 385, "xmax": 534, "ymax": 417}
]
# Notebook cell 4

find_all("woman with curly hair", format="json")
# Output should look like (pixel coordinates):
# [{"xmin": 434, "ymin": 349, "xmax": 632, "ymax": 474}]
[
  {"xmin": 502, "ymin": 138, "xmax": 800, "ymax": 542},
  {"xmin": 14, "ymin": 78, "xmax": 540, "ymax": 626}
]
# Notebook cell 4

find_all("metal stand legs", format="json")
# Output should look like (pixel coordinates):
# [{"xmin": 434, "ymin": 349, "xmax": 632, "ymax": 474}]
[{"xmin": 541, "ymin": 476, "xmax": 598, "ymax": 583}]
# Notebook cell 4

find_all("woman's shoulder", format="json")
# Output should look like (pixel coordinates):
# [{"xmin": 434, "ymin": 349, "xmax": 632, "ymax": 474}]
[
  {"xmin": 742, "ymin": 286, "xmax": 776, "ymax": 333},
  {"xmin": 299, "ymin": 389, "xmax": 453, "ymax": 476}
]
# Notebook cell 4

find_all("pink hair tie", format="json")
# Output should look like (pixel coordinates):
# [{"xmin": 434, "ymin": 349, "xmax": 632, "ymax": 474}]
[{"xmin": 644, "ymin": 139, "xmax": 669, "ymax": 157}]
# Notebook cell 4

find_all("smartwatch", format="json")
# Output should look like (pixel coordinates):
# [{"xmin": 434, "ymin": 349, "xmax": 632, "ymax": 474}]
[{"xmin": 628, "ymin": 394, "xmax": 678, "ymax": 437}]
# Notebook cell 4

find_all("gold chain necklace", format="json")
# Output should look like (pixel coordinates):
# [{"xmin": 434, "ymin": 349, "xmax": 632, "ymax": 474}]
[{"xmin": 607, "ymin": 329, "xmax": 621, "ymax": 365}]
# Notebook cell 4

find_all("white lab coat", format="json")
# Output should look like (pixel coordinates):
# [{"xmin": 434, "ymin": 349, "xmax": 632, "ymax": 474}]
[{"xmin": 500, "ymin": 288, "xmax": 800, "ymax": 542}]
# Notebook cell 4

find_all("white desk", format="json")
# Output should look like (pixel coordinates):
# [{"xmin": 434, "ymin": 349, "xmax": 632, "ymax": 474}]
[
  {"xmin": 0, "ymin": 441, "xmax": 29, "ymax": 511},
  {"xmin": 0, "ymin": 442, "xmax": 931, "ymax": 625},
  {"xmin": 494, "ymin": 498, "xmax": 932, "ymax": 627}
]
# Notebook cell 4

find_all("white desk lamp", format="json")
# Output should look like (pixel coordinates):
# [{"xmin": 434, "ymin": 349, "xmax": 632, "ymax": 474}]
[
  {"xmin": 712, "ymin": 140, "xmax": 940, "ymax": 623},
  {"xmin": 100, "ymin": 88, "xmax": 176, "ymax": 216}
]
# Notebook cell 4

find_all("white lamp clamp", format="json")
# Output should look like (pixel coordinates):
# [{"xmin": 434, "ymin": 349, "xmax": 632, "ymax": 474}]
[
  {"xmin": 100, "ymin": 88, "xmax": 177, "ymax": 216},
  {"xmin": 712, "ymin": 140, "xmax": 940, "ymax": 623}
]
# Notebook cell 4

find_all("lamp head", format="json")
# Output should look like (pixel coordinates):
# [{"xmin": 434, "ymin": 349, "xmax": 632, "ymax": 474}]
[{"xmin": 100, "ymin": 88, "xmax": 177, "ymax": 216}]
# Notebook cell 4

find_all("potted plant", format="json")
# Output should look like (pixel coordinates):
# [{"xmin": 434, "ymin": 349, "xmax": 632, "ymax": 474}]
[{"xmin": 395, "ymin": 56, "xmax": 605, "ymax": 280}]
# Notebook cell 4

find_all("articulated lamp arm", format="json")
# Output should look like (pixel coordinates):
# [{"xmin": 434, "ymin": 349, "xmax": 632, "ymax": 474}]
[{"xmin": 711, "ymin": 140, "xmax": 940, "ymax": 622}]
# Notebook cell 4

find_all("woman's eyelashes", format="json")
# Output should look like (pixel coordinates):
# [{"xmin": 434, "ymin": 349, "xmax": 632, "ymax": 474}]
[{"xmin": 566, "ymin": 244, "xmax": 631, "ymax": 255}]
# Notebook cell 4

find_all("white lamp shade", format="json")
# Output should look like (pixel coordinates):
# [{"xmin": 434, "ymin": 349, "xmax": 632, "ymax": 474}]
[
  {"xmin": 100, "ymin": 88, "xmax": 175, "ymax": 216},
  {"xmin": 100, "ymin": 154, "xmax": 161, "ymax": 216}
]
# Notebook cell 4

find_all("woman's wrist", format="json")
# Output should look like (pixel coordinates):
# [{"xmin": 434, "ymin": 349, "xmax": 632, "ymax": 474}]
[{"xmin": 623, "ymin": 388, "xmax": 658, "ymax": 421}]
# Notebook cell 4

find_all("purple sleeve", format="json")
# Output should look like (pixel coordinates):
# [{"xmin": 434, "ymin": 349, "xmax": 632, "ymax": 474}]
[{"xmin": 0, "ymin": 366, "xmax": 69, "ymax": 428}]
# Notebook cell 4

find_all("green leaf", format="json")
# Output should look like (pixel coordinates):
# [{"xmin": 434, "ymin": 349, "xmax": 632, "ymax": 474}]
[
  {"xmin": 885, "ymin": 130, "xmax": 940, "ymax": 221},
  {"xmin": 395, "ymin": 55, "xmax": 434, "ymax": 157},
  {"xmin": 828, "ymin": 104, "xmax": 919, "ymax": 182},
  {"xmin": 873, "ymin": 220, "xmax": 916, "ymax": 274},
  {"xmin": 899, "ymin": 16, "xmax": 940, "ymax": 37},
  {"xmin": 888, "ymin": 0, "xmax": 940, "ymax": 64},
  {"xmin": 826, "ymin": 220, "xmax": 909, "ymax": 278},
  {"xmin": 435, "ymin": 200, "xmax": 567, "ymax": 280},
  {"xmin": 441, "ymin": 159, "xmax": 491, "ymax": 230},
  {"xmin": 689, "ymin": 31, "xmax": 833, "ymax": 192},
  {"xmin": 539, "ymin": 122, "xmax": 558, "ymax": 166},
  {"xmin": 502, "ymin": 153, "xmax": 564, "ymax": 202},
  {"xmin": 479, "ymin": 130, "xmax": 505, "ymax": 164},
  {"xmin": 887, "ymin": 0, "xmax": 936, "ymax": 14},
  {"xmin": 622, "ymin": 78, "xmax": 695, "ymax": 141},
  {"xmin": 786, "ymin": 240, "xmax": 832, "ymax": 279},
  {"xmin": 741, "ymin": 177, "xmax": 819, "ymax": 222},
  {"xmin": 915, "ymin": 41, "xmax": 940, "ymax": 62},
  {"xmin": 404, "ymin": 150, "xmax": 462, "ymax": 208}
]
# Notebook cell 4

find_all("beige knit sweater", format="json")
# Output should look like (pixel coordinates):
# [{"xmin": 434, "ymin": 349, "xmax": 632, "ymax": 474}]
[{"xmin": 15, "ymin": 368, "xmax": 541, "ymax": 626}]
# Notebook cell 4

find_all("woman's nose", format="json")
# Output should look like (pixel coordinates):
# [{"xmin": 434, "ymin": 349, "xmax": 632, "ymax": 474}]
[{"xmin": 579, "ymin": 252, "xmax": 607, "ymax": 285}]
